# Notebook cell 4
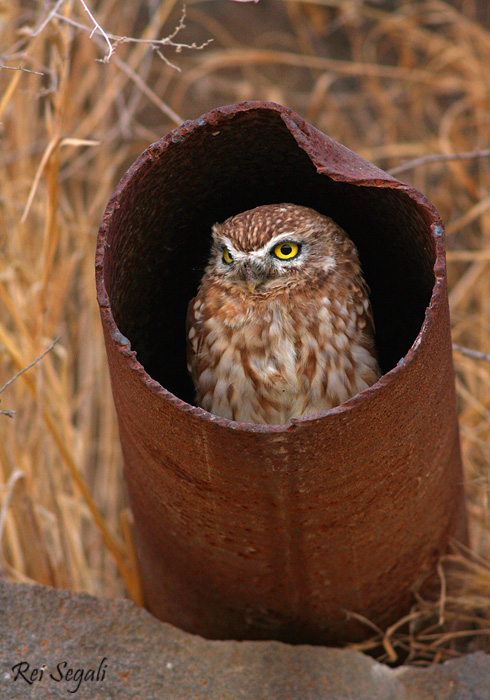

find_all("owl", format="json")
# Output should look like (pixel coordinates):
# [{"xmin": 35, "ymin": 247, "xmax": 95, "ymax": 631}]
[{"xmin": 186, "ymin": 203, "xmax": 381, "ymax": 424}]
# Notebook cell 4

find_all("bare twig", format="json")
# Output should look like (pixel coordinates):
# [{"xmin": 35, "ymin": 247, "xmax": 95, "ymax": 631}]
[
  {"xmin": 31, "ymin": 0, "xmax": 64, "ymax": 37},
  {"xmin": 453, "ymin": 344, "xmax": 490, "ymax": 363},
  {"xmin": 48, "ymin": 3, "xmax": 212, "ymax": 66},
  {"xmin": 78, "ymin": 0, "xmax": 114, "ymax": 62},
  {"xmin": 154, "ymin": 48, "xmax": 181, "ymax": 72},
  {"xmin": 112, "ymin": 54, "xmax": 183, "ymax": 124},
  {"xmin": 165, "ymin": 4, "xmax": 188, "ymax": 42},
  {"xmin": 388, "ymin": 149, "xmax": 490, "ymax": 176},
  {"xmin": 0, "ymin": 337, "xmax": 61, "ymax": 397},
  {"xmin": 0, "ymin": 63, "xmax": 44, "ymax": 76}
]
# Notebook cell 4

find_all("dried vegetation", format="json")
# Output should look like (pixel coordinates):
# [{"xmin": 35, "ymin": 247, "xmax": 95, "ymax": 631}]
[{"xmin": 1, "ymin": 0, "xmax": 490, "ymax": 665}]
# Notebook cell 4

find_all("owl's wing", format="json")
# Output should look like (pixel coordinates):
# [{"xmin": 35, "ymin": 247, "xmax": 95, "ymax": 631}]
[
  {"xmin": 186, "ymin": 296, "xmax": 204, "ymax": 383},
  {"xmin": 353, "ymin": 276, "xmax": 376, "ymax": 339}
]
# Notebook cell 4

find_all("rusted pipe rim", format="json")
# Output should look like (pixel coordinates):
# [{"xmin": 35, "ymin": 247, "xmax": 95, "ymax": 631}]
[
  {"xmin": 96, "ymin": 101, "xmax": 445, "ymax": 433},
  {"xmin": 96, "ymin": 102, "xmax": 464, "ymax": 644}
]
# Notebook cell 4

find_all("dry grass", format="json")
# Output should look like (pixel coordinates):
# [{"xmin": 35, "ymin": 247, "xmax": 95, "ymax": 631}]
[{"xmin": 1, "ymin": 0, "xmax": 490, "ymax": 665}]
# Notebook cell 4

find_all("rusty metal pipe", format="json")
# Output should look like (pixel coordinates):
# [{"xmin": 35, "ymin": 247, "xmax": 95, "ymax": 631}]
[{"xmin": 96, "ymin": 102, "xmax": 467, "ymax": 644}]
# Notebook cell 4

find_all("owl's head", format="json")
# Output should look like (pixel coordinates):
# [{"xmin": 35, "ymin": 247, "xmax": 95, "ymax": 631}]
[{"xmin": 207, "ymin": 203, "xmax": 350, "ymax": 294}]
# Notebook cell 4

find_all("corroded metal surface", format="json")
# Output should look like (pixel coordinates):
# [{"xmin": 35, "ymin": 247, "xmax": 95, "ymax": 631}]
[{"xmin": 96, "ymin": 101, "xmax": 467, "ymax": 644}]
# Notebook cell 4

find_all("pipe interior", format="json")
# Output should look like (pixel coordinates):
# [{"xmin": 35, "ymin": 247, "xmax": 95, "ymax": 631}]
[{"xmin": 103, "ymin": 108, "xmax": 435, "ymax": 406}]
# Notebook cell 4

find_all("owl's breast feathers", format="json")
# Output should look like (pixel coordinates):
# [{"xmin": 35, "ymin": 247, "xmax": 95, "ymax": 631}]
[{"xmin": 186, "ymin": 272, "xmax": 380, "ymax": 424}]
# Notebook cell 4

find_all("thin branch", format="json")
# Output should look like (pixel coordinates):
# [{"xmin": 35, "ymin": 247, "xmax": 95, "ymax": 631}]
[
  {"xmin": 388, "ymin": 148, "xmax": 490, "ymax": 176},
  {"xmin": 166, "ymin": 3, "xmax": 187, "ymax": 42},
  {"xmin": 0, "ymin": 64, "xmax": 44, "ymax": 76},
  {"xmin": 31, "ymin": 0, "xmax": 64, "ymax": 37},
  {"xmin": 78, "ymin": 0, "xmax": 114, "ymax": 63},
  {"xmin": 49, "ymin": 3, "xmax": 212, "ymax": 66},
  {"xmin": 154, "ymin": 49, "xmax": 181, "ymax": 72},
  {"xmin": 0, "ymin": 337, "xmax": 61, "ymax": 396},
  {"xmin": 112, "ymin": 54, "xmax": 183, "ymax": 124},
  {"xmin": 453, "ymin": 344, "xmax": 490, "ymax": 363}
]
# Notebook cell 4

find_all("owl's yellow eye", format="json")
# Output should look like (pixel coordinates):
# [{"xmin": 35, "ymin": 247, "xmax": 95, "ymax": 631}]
[
  {"xmin": 273, "ymin": 241, "xmax": 300, "ymax": 260},
  {"xmin": 222, "ymin": 247, "xmax": 233, "ymax": 264}
]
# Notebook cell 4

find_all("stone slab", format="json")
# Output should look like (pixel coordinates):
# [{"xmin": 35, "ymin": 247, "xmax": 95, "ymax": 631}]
[{"xmin": 1, "ymin": 581, "xmax": 489, "ymax": 699}]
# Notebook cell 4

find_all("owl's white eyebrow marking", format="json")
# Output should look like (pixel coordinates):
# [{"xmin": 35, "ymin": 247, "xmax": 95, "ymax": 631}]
[
  {"xmin": 247, "ymin": 233, "xmax": 301, "ymax": 255},
  {"xmin": 215, "ymin": 232, "xmax": 304, "ymax": 264},
  {"xmin": 218, "ymin": 236, "xmax": 241, "ymax": 257},
  {"xmin": 256, "ymin": 232, "xmax": 298, "ymax": 253}
]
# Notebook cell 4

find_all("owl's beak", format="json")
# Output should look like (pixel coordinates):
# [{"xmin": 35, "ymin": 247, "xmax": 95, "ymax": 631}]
[{"xmin": 243, "ymin": 263, "xmax": 263, "ymax": 293}]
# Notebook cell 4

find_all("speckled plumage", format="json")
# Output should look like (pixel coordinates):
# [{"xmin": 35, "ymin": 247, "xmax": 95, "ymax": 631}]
[{"xmin": 187, "ymin": 203, "xmax": 381, "ymax": 424}]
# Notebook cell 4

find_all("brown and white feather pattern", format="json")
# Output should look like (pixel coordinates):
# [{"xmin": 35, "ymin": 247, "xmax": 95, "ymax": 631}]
[{"xmin": 187, "ymin": 203, "xmax": 381, "ymax": 424}]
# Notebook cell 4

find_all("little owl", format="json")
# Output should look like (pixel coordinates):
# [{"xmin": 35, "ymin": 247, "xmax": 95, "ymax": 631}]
[{"xmin": 187, "ymin": 203, "xmax": 381, "ymax": 424}]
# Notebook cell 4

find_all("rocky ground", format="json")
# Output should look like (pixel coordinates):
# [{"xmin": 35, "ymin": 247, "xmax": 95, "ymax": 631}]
[{"xmin": 1, "ymin": 581, "xmax": 489, "ymax": 699}]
